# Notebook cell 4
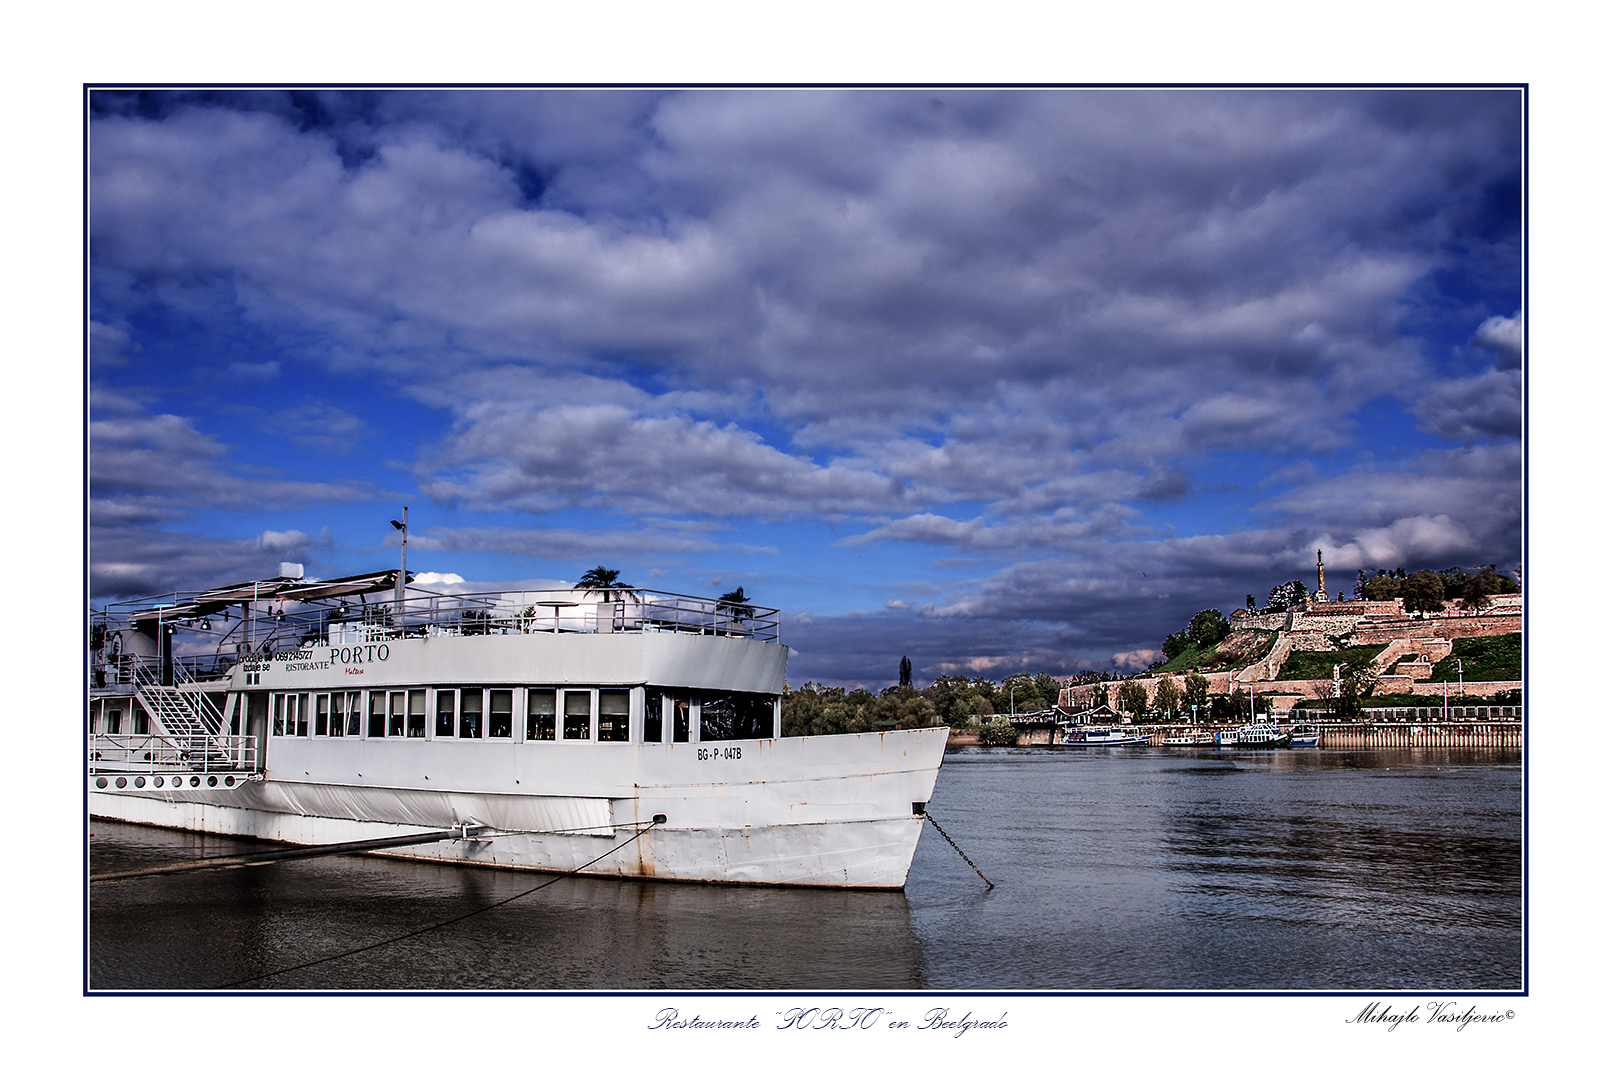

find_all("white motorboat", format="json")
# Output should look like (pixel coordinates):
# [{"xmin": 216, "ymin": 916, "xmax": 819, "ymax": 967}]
[
  {"xmin": 1214, "ymin": 723, "xmax": 1291, "ymax": 747},
  {"xmin": 1062, "ymin": 728, "xmax": 1153, "ymax": 746},
  {"xmin": 1160, "ymin": 730, "xmax": 1217, "ymax": 746}
]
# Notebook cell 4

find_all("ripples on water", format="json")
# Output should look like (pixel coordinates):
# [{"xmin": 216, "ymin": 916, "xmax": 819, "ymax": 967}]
[{"xmin": 89, "ymin": 747, "xmax": 1520, "ymax": 991}]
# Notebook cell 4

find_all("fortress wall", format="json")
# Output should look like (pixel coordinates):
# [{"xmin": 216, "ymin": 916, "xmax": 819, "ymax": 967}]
[{"xmin": 1229, "ymin": 611, "xmax": 1289, "ymax": 632}]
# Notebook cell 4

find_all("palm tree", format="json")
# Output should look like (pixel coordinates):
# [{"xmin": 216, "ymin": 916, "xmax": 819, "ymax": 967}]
[
  {"xmin": 577, "ymin": 566, "xmax": 634, "ymax": 602},
  {"xmin": 717, "ymin": 586, "xmax": 755, "ymax": 622}
]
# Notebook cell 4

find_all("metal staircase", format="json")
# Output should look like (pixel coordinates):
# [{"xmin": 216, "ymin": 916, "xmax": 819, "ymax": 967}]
[{"xmin": 131, "ymin": 656, "xmax": 238, "ymax": 769}]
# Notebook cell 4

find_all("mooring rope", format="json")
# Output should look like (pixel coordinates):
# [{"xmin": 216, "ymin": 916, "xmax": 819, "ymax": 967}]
[
  {"xmin": 922, "ymin": 812, "xmax": 994, "ymax": 889},
  {"xmin": 214, "ymin": 816, "xmax": 665, "ymax": 989}
]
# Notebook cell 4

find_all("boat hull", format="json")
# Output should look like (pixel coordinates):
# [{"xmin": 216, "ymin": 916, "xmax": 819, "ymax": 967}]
[{"xmin": 89, "ymin": 728, "xmax": 946, "ymax": 889}]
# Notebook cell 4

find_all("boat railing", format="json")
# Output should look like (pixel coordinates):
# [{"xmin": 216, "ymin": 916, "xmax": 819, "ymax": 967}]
[
  {"xmin": 91, "ymin": 580, "xmax": 780, "ymax": 689},
  {"xmin": 89, "ymin": 733, "xmax": 258, "ymax": 776}
]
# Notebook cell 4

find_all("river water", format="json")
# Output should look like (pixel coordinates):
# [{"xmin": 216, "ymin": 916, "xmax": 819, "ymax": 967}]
[{"xmin": 88, "ymin": 746, "xmax": 1521, "ymax": 991}]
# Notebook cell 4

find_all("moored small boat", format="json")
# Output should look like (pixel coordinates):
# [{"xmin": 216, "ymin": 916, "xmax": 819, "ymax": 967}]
[
  {"xmin": 1287, "ymin": 724, "xmax": 1320, "ymax": 747},
  {"xmin": 1063, "ymin": 728, "xmax": 1152, "ymax": 746},
  {"xmin": 1160, "ymin": 730, "xmax": 1217, "ymax": 746},
  {"xmin": 1215, "ymin": 723, "xmax": 1291, "ymax": 748}
]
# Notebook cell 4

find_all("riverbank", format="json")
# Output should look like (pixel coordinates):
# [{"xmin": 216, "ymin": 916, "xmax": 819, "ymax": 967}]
[{"xmin": 948, "ymin": 718, "xmax": 1522, "ymax": 750}]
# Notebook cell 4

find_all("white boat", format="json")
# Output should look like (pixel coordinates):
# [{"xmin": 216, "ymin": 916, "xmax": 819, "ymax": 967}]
[
  {"xmin": 88, "ymin": 570, "xmax": 947, "ymax": 889},
  {"xmin": 1287, "ymin": 725, "xmax": 1321, "ymax": 747},
  {"xmin": 1062, "ymin": 728, "xmax": 1152, "ymax": 746},
  {"xmin": 1160, "ymin": 730, "xmax": 1217, "ymax": 746},
  {"xmin": 1214, "ymin": 723, "xmax": 1291, "ymax": 748}
]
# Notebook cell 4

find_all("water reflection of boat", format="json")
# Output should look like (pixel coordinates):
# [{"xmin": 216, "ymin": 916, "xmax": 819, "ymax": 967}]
[
  {"xmin": 1063, "ymin": 728, "xmax": 1152, "ymax": 746},
  {"xmin": 1287, "ymin": 725, "xmax": 1320, "ymax": 747},
  {"xmin": 1214, "ymin": 724, "xmax": 1291, "ymax": 747}
]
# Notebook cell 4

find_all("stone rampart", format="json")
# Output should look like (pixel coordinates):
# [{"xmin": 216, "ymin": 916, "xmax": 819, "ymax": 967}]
[
  {"xmin": 1288, "ymin": 612, "xmax": 1368, "ymax": 637},
  {"xmin": 1229, "ymin": 610, "xmax": 1290, "ymax": 632},
  {"xmin": 1352, "ymin": 613, "xmax": 1518, "ymax": 645}
]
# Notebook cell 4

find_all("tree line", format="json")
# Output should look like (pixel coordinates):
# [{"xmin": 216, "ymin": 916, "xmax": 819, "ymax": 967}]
[{"xmin": 782, "ymin": 669, "xmax": 1063, "ymax": 736}]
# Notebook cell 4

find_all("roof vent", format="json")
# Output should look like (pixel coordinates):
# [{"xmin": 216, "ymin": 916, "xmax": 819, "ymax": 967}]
[{"xmin": 279, "ymin": 562, "xmax": 305, "ymax": 579}]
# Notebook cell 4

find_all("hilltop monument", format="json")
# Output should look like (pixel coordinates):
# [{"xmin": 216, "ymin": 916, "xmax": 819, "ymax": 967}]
[{"xmin": 1316, "ymin": 549, "xmax": 1326, "ymax": 601}]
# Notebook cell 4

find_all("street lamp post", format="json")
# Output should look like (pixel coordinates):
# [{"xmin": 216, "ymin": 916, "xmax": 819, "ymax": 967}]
[{"xmin": 390, "ymin": 507, "xmax": 408, "ymax": 622}]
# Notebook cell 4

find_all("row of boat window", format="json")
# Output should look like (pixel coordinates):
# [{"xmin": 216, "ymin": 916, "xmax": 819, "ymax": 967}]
[{"xmin": 268, "ymin": 687, "xmax": 777, "ymax": 743}]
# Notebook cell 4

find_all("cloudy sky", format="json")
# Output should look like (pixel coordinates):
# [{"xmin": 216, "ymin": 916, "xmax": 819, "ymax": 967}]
[{"xmin": 88, "ymin": 87, "xmax": 1522, "ymax": 686}]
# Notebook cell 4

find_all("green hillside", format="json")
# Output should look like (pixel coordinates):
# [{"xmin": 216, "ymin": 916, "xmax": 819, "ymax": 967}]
[
  {"xmin": 1425, "ymin": 633, "xmax": 1521, "ymax": 682},
  {"xmin": 1153, "ymin": 629, "xmax": 1276, "ymax": 673},
  {"xmin": 1277, "ymin": 644, "xmax": 1384, "ymax": 681}
]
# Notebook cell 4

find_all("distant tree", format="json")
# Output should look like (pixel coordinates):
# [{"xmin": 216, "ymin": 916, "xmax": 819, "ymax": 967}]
[
  {"xmin": 1309, "ymin": 678, "xmax": 1339, "ymax": 718},
  {"xmin": 899, "ymin": 655, "xmax": 912, "ymax": 687},
  {"xmin": 1183, "ymin": 672, "xmax": 1210, "ymax": 712},
  {"xmin": 1437, "ymin": 567, "xmax": 1470, "ymax": 601},
  {"xmin": 978, "ymin": 717, "xmax": 1019, "ymax": 747},
  {"xmin": 717, "ymin": 587, "xmax": 755, "ymax": 621},
  {"xmin": 1246, "ymin": 594, "xmax": 1257, "ymax": 612},
  {"xmin": 1152, "ymin": 678, "xmax": 1182, "ymax": 719},
  {"xmin": 1267, "ymin": 580, "xmax": 1308, "ymax": 610},
  {"xmin": 1002, "ymin": 672, "xmax": 1054, "ymax": 713},
  {"xmin": 1462, "ymin": 565, "xmax": 1517, "ymax": 610},
  {"xmin": 1115, "ymin": 681, "xmax": 1150, "ymax": 720},
  {"xmin": 1093, "ymin": 683, "xmax": 1110, "ymax": 709},
  {"xmin": 577, "ymin": 566, "xmax": 634, "ymax": 602},
  {"xmin": 1361, "ymin": 574, "xmax": 1400, "ymax": 601},
  {"xmin": 1162, "ymin": 629, "xmax": 1191, "ymax": 660},
  {"xmin": 1336, "ymin": 657, "xmax": 1378, "ymax": 717},
  {"xmin": 1188, "ymin": 609, "xmax": 1231, "ymax": 649},
  {"xmin": 1402, "ymin": 570, "xmax": 1447, "ymax": 613}
]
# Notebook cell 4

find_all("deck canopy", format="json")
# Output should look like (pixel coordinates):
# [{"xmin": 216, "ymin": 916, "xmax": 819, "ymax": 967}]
[{"xmin": 127, "ymin": 570, "xmax": 408, "ymax": 623}]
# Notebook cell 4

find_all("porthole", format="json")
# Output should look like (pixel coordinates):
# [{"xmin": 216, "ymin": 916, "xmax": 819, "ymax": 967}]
[
  {"xmin": 190, "ymin": 776, "xmax": 201, "ymax": 787},
  {"xmin": 153, "ymin": 776, "xmax": 164, "ymax": 787},
  {"xmin": 207, "ymin": 776, "xmax": 218, "ymax": 787},
  {"xmin": 224, "ymin": 776, "xmax": 236, "ymax": 786},
  {"xmin": 134, "ymin": 776, "xmax": 145, "ymax": 787},
  {"xmin": 95, "ymin": 777, "xmax": 108, "ymax": 789},
  {"xmin": 115, "ymin": 777, "xmax": 127, "ymax": 788}
]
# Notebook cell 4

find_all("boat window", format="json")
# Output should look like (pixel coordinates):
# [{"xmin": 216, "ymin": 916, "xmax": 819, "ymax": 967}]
[
  {"xmin": 407, "ymin": 689, "xmax": 427, "ymax": 738},
  {"xmin": 643, "ymin": 690, "xmax": 663, "ymax": 743},
  {"xmin": 369, "ymin": 692, "xmax": 387, "ymax": 738},
  {"xmin": 388, "ymin": 691, "xmax": 406, "ymax": 738},
  {"xmin": 295, "ymin": 693, "xmax": 309, "ymax": 737},
  {"xmin": 436, "ymin": 689, "xmax": 456, "ymax": 737},
  {"xmin": 700, "ymin": 692, "xmax": 775, "ymax": 741},
  {"xmin": 346, "ymin": 692, "xmax": 362, "ymax": 736},
  {"xmin": 459, "ymin": 688, "xmax": 483, "ymax": 739},
  {"xmin": 107, "ymin": 708, "xmax": 122, "ymax": 735},
  {"xmin": 134, "ymin": 702, "xmax": 149, "ymax": 735},
  {"xmin": 599, "ymin": 690, "xmax": 629, "ymax": 742},
  {"xmin": 672, "ymin": 695, "xmax": 691, "ymax": 743},
  {"xmin": 527, "ymin": 689, "xmax": 556, "ymax": 741},
  {"xmin": 315, "ymin": 693, "xmax": 330, "ymax": 736},
  {"xmin": 563, "ymin": 690, "xmax": 591, "ymax": 740},
  {"xmin": 488, "ymin": 689, "xmax": 513, "ymax": 739},
  {"xmin": 273, "ymin": 694, "xmax": 285, "ymax": 736}
]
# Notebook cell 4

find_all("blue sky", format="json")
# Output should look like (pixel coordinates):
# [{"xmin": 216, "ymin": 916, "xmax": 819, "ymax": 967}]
[{"xmin": 88, "ymin": 87, "xmax": 1522, "ymax": 687}]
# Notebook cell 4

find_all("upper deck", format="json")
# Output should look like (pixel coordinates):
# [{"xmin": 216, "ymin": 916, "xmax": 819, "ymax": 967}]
[{"xmin": 90, "ymin": 570, "xmax": 781, "ymax": 691}]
